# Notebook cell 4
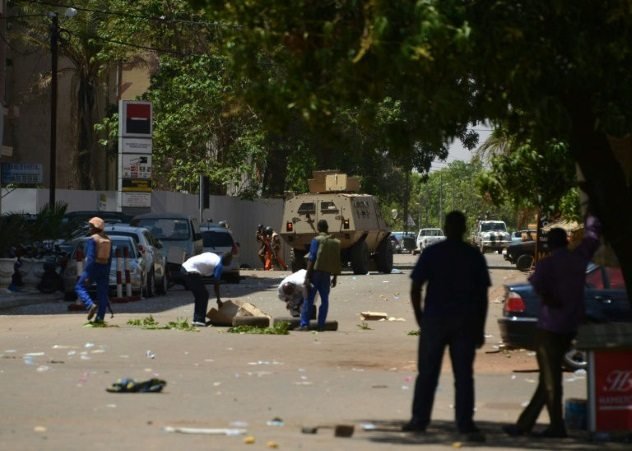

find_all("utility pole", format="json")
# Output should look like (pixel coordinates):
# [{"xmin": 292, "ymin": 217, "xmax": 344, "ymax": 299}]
[{"xmin": 49, "ymin": 13, "xmax": 59, "ymax": 207}]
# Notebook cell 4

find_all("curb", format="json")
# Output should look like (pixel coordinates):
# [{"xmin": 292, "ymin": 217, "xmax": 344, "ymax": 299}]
[{"xmin": 0, "ymin": 291, "xmax": 60, "ymax": 310}]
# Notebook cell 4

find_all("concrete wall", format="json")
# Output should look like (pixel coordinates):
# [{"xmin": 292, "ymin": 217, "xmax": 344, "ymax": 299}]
[{"xmin": 0, "ymin": 188, "xmax": 285, "ymax": 269}]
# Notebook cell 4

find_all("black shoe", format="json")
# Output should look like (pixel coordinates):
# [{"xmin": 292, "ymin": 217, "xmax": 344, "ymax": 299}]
[
  {"xmin": 192, "ymin": 321, "xmax": 207, "ymax": 327},
  {"xmin": 533, "ymin": 428, "xmax": 567, "ymax": 438},
  {"xmin": 296, "ymin": 325, "xmax": 309, "ymax": 331},
  {"xmin": 401, "ymin": 420, "xmax": 426, "ymax": 433},
  {"xmin": 502, "ymin": 424, "xmax": 526, "ymax": 437},
  {"xmin": 87, "ymin": 304, "xmax": 98, "ymax": 321}
]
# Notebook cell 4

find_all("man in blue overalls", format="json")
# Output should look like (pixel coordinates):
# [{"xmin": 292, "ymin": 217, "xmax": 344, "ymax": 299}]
[
  {"xmin": 75, "ymin": 217, "xmax": 112, "ymax": 323},
  {"xmin": 299, "ymin": 219, "xmax": 341, "ymax": 331}
]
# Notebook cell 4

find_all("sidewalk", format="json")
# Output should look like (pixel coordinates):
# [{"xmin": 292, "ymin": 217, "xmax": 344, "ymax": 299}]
[{"xmin": 0, "ymin": 287, "xmax": 60, "ymax": 310}]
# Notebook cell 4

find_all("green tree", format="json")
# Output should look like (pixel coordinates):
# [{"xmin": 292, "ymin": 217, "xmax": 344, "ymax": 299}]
[{"xmin": 189, "ymin": 0, "xmax": 632, "ymax": 303}]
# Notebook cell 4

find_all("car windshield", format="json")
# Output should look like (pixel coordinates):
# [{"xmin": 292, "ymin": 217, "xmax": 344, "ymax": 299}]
[
  {"xmin": 482, "ymin": 222, "xmax": 507, "ymax": 232},
  {"xmin": 202, "ymin": 230, "xmax": 233, "ymax": 247},
  {"xmin": 134, "ymin": 218, "xmax": 190, "ymax": 241},
  {"xmin": 109, "ymin": 231, "xmax": 139, "ymax": 244}
]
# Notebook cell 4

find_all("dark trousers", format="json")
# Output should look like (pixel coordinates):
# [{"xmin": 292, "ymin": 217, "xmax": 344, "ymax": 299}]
[
  {"xmin": 186, "ymin": 273, "xmax": 209, "ymax": 323},
  {"xmin": 517, "ymin": 328, "xmax": 573, "ymax": 432},
  {"xmin": 411, "ymin": 316, "xmax": 478, "ymax": 432},
  {"xmin": 75, "ymin": 264, "xmax": 110, "ymax": 321},
  {"xmin": 300, "ymin": 271, "xmax": 330, "ymax": 328}
]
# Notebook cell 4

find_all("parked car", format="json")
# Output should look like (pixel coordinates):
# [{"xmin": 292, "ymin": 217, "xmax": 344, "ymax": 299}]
[
  {"xmin": 511, "ymin": 229, "xmax": 537, "ymax": 244},
  {"xmin": 103, "ymin": 225, "xmax": 168, "ymax": 296},
  {"xmin": 414, "ymin": 228, "xmax": 446, "ymax": 255},
  {"xmin": 199, "ymin": 223, "xmax": 241, "ymax": 283},
  {"xmin": 130, "ymin": 213, "xmax": 203, "ymax": 286},
  {"xmin": 62, "ymin": 211, "xmax": 133, "ymax": 238},
  {"xmin": 503, "ymin": 230, "xmax": 544, "ymax": 271},
  {"xmin": 498, "ymin": 264, "xmax": 630, "ymax": 370},
  {"xmin": 391, "ymin": 232, "xmax": 416, "ymax": 254},
  {"xmin": 63, "ymin": 235, "xmax": 147, "ymax": 300},
  {"xmin": 389, "ymin": 234, "xmax": 402, "ymax": 253}
]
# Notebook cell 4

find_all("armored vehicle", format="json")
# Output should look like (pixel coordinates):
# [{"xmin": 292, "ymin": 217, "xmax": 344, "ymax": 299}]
[{"xmin": 280, "ymin": 171, "xmax": 393, "ymax": 274}]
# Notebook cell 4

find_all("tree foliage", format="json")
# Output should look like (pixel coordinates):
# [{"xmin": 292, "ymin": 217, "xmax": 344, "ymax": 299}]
[{"xmin": 189, "ymin": 0, "xmax": 632, "ymax": 302}]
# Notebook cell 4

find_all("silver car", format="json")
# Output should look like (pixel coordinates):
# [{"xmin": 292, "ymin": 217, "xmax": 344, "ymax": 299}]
[
  {"xmin": 104, "ymin": 225, "xmax": 168, "ymax": 296},
  {"xmin": 63, "ymin": 236, "xmax": 146, "ymax": 300},
  {"xmin": 200, "ymin": 223, "xmax": 241, "ymax": 283}
]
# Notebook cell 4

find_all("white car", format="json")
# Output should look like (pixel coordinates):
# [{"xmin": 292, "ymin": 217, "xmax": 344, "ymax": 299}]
[
  {"xmin": 199, "ymin": 223, "xmax": 241, "ymax": 283},
  {"xmin": 414, "ymin": 228, "xmax": 446, "ymax": 254},
  {"xmin": 104, "ymin": 225, "xmax": 168, "ymax": 296}
]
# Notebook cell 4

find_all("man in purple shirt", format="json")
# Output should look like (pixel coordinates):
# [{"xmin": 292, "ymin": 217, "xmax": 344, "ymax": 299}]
[{"xmin": 504, "ymin": 215, "xmax": 601, "ymax": 438}]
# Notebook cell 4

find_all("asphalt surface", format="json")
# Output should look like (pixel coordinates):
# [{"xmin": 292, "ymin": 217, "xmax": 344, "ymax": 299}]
[{"xmin": 1, "ymin": 253, "xmax": 629, "ymax": 450}]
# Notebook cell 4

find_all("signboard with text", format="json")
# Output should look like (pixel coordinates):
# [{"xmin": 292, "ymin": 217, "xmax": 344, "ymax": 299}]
[
  {"xmin": 121, "ymin": 154, "xmax": 152, "ymax": 179},
  {"xmin": 118, "ymin": 100, "xmax": 152, "ymax": 208},
  {"xmin": 589, "ymin": 350, "xmax": 632, "ymax": 431},
  {"xmin": 1, "ymin": 163, "xmax": 43, "ymax": 184}
]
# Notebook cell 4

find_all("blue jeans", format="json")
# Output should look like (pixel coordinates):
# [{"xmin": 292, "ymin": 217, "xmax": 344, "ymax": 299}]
[
  {"xmin": 75, "ymin": 264, "xmax": 110, "ymax": 320},
  {"xmin": 300, "ymin": 271, "xmax": 330, "ymax": 328},
  {"xmin": 411, "ymin": 315, "xmax": 478, "ymax": 433}
]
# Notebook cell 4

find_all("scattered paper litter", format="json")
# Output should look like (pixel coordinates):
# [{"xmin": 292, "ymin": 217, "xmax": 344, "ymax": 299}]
[
  {"xmin": 360, "ymin": 311, "xmax": 388, "ymax": 321},
  {"xmin": 164, "ymin": 426, "xmax": 246, "ymax": 435}
]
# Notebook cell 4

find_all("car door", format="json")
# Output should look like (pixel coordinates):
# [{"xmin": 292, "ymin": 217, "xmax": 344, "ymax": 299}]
[{"xmin": 584, "ymin": 266, "xmax": 631, "ymax": 322}]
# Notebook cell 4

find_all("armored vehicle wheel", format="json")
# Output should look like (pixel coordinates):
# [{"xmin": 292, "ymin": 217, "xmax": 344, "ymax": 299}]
[
  {"xmin": 351, "ymin": 241, "xmax": 369, "ymax": 275},
  {"xmin": 375, "ymin": 237, "xmax": 394, "ymax": 273},
  {"xmin": 516, "ymin": 254, "xmax": 534, "ymax": 272},
  {"xmin": 290, "ymin": 249, "xmax": 307, "ymax": 272}
]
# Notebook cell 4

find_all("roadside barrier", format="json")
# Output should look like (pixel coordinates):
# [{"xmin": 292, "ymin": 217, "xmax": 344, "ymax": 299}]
[{"xmin": 111, "ymin": 246, "xmax": 140, "ymax": 303}]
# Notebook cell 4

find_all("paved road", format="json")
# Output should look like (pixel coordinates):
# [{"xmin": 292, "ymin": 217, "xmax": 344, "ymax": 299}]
[{"xmin": 0, "ymin": 253, "xmax": 627, "ymax": 450}]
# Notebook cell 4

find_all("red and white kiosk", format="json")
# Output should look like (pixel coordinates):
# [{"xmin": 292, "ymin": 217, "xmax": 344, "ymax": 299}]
[{"xmin": 576, "ymin": 323, "xmax": 632, "ymax": 435}]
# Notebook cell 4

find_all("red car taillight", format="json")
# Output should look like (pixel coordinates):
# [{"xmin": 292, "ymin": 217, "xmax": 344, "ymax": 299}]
[
  {"xmin": 504, "ymin": 291, "xmax": 526, "ymax": 314},
  {"xmin": 231, "ymin": 243, "xmax": 239, "ymax": 255}
]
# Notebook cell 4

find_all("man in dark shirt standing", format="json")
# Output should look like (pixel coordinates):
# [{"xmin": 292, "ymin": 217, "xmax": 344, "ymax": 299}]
[
  {"xmin": 504, "ymin": 214, "xmax": 601, "ymax": 438},
  {"xmin": 403, "ymin": 211, "xmax": 490, "ymax": 441}
]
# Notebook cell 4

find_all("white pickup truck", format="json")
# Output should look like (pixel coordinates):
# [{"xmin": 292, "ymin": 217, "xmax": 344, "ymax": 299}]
[
  {"xmin": 413, "ymin": 228, "xmax": 446, "ymax": 254},
  {"xmin": 473, "ymin": 220, "xmax": 511, "ymax": 254}
]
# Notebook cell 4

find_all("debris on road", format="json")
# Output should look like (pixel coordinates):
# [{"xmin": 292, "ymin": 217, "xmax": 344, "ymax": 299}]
[
  {"xmin": 106, "ymin": 377, "xmax": 166, "ymax": 393},
  {"xmin": 164, "ymin": 426, "xmax": 247, "ymax": 436}
]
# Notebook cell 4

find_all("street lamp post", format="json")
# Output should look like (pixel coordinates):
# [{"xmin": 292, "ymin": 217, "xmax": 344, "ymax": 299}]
[{"xmin": 49, "ymin": 12, "xmax": 59, "ymax": 207}]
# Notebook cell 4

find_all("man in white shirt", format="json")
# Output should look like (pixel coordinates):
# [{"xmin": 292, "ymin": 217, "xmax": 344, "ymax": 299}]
[
  {"xmin": 277, "ymin": 269, "xmax": 307, "ymax": 317},
  {"xmin": 182, "ymin": 252, "xmax": 232, "ymax": 327}
]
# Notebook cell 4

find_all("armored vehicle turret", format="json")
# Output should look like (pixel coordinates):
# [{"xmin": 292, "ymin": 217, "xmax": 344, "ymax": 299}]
[{"xmin": 280, "ymin": 171, "xmax": 393, "ymax": 274}]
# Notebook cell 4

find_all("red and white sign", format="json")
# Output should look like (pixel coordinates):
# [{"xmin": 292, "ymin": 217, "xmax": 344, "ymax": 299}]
[
  {"xmin": 120, "ymin": 101, "xmax": 152, "ymax": 137},
  {"xmin": 589, "ymin": 350, "xmax": 632, "ymax": 431}
]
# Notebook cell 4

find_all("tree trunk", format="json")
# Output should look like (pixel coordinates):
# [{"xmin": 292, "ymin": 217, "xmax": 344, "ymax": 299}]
[
  {"xmin": 76, "ymin": 74, "xmax": 97, "ymax": 189},
  {"xmin": 568, "ymin": 99, "xmax": 632, "ymax": 306}
]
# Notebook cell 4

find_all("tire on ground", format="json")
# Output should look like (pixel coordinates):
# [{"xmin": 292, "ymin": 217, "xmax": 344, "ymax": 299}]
[
  {"xmin": 350, "ymin": 241, "xmax": 369, "ymax": 275},
  {"xmin": 232, "ymin": 316, "xmax": 270, "ymax": 327},
  {"xmin": 563, "ymin": 347, "xmax": 588, "ymax": 371},
  {"xmin": 516, "ymin": 254, "xmax": 534, "ymax": 272},
  {"xmin": 144, "ymin": 270, "xmax": 155, "ymax": 298},
  {"xmin": 375, "ymin": 237, "xmax": 394, "ymax": 274}
]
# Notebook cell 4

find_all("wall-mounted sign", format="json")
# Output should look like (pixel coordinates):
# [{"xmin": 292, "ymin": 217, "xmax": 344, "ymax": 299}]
[{"xmin": 1, "ymin": 163, "xmax": 43, "ymax": 184}]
